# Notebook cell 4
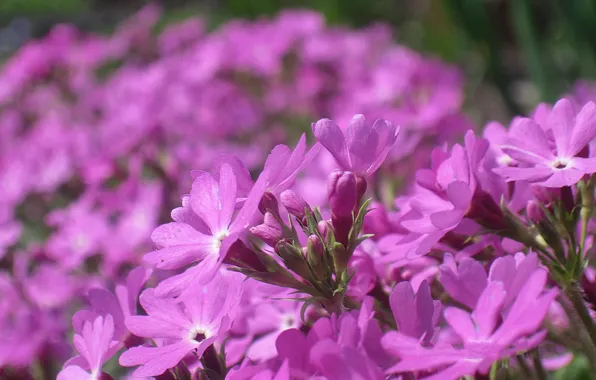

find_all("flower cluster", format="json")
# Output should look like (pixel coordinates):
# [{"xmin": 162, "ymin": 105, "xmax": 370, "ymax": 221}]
[
  {"xmin": 60, "ymin": 96, "xmax": 596, "ymax": 379},
  {"xmin": 5, "ymin": 4, "xmax": 596, "ymax": 380},
  {"xmin": 0, "ymin": 6, "xmax": 467, "ymax": 377}
]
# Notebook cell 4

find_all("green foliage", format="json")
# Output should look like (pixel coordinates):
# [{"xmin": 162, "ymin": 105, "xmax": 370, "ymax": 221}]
[
  {"xmin": 0, "ymin": 0, "xmax": 86, "ymax": 15},
  {"xmin": 554, "ymin": 355, "xmax": 592, "ymax": 380}
]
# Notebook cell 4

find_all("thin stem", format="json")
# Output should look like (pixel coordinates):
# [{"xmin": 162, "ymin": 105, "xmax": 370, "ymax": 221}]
[
  {"xmin": 578, "ymin": 178, "xmax": 594, "ymax": 273},
  {"xmin": 515, "ymin": 355, "xmax": 533, "ymax": 379},
  {"xmin": 559, "ymin": 295, "xmax": 596, "ymax": 374},
  {"xmin": 531, "ymin": 350, "xmax": 547, "ymax": 380},
  {"xmin": 566, "ymin": 281, "xmax": 596, "ymax": 349}
]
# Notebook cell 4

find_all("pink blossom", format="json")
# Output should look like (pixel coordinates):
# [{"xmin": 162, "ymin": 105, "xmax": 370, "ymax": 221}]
[
  {"xmin": 58, "ymin": 315, "xmax": 120, "ymax": 380},
  {"xmin": 313, "ymin": 114, "xmax": 399, "ymax": 177},
  {"xmin": 495, "ymin": 99, "xmax": 596, "ymax": 187},
  {"xmin": 120, "ymin": 272, "xmax": 243, "ymax": 377}
]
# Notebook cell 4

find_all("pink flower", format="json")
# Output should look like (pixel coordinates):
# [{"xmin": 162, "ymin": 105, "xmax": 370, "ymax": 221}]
[
  {"xmin": 390, "ymin": 280, "xmax": 441, "ymax": 344},
  {"xmin": 312, "ymin": 114, "xmax": 399, "ymax": 177},
  {"xmin": 309, "ymin": 339, "xmax": 385, "ymax": 380},
  {"xmin": 245, "ymin": 298, "xmax": 302, "ymax": 362},
  {"xmin": 379, "ymin": 131, "xmax": 488, "ymax": 265},
  {"xmin": 262, "ymin": 134, "xmax": 321, "ymax": 195},
  {"xmin": 119, "ymin": 272, "xmax": 243, "ymax": 377},
  {"xmin": 439, "ymin": 253, "xmax": 488, "ymax": 309},
  {"xmin": 73, "ymin": 266, "xmax": 151, "ymax": 341},
  {"xmin": 145, "ymin": 162, "xmax": 269, "ymax": 297},
  {"xmin": 495, "ymin": 99, "xmax": 596, "ymax": 187},
  {"xmin": 0, "ymin": 220, "xmax": 20, "ymax": 260},
  {"xmin": 58, "ymin": 315, "xmax": 120, "ymax": 380},
  {"xmin": 383, "ymin": 270, "xmax": 557, "ymax": 379}
]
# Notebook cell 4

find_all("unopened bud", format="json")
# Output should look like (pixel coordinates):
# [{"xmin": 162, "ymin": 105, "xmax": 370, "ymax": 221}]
[
  {"xmin": 307, "ymin": 235, "xmax": 323, "ymax": 254},
  {"xmin": 275, "ymin": 239, "xmax": 311, "ymax": 280},
  {"xmin": 560, "ymin": 186, "xmax": 575, "ymax": 214},
  {"xmin": 581, "ymin": 269, "xmax": 596, "ymax": 308},
  {"xmin": 259, "ymin": 191, "xmax": 280, "ymax": 217},
  {"xmin": 307, "ymin": 234, "xmax": 326, "ymax": 278},
  {"xmin": 223, "ymin": 239, "xmax": 267, "ymax": 273},
  {"xmin": 280, "ymin": 190, "xmax": 310, "ymax": 221},
  {"xmin": 328, "ymin": 170, "xmax": 356, "ymax": 217},
  {"xmin": 250, "ymin": 213, "xmax": 283, "ymax": 247},
  {"xmin": 331, "ymin": 242, "xmax": 349, "ymax": 275},
  {"xmin": 317, "ymin": 220, "xmax": 330, "ymax": 237},
  {"xmin": 526, "ymin": 201, "xmax": 545, "ymax": 224},
  {"xmin": 531, "ymin": 185, "xmax": 561, "ymax": 210},
  {"xmin": 99, "ymin": 373, "xmax": 116, "ymax": 380},
  {"xmin": 355, "ymin": 175, "xmax": 368, "ymax": 204},
  {"xmin": 467, "ymin": 189, "xmax": 506, "ymax": 231}
]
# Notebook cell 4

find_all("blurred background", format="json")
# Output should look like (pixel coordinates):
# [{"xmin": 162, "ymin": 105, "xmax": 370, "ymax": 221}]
[{"xmin": 3, "ymin": 0, "xmax": 596, "ymax": 123}]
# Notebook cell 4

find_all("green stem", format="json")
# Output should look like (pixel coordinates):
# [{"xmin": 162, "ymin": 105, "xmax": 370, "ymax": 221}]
[
  {"xmin": 531, "ymin": 350, "xmax": 547, "ymax": 380},
  {"xmin": 566, "ymin": 282, "xmax": 596, "ymax": 349},
  {"xmin": 515, "ymin": 355, "xmax": 533, "ymax": 379},
  {"xmin": 577, "ymin": 178, "xmax": 594, "ymax": 274},
  {"xmin": 559, "ymin": 295, "xmax": 596, "ymax": 374}
]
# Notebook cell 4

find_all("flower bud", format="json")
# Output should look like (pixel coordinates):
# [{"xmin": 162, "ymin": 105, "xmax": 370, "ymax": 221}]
[
  {"xmin": 331, "ymin": 242, "xmax": 349, "ymax": 275},
  {"xmin": 317, "ymin": 220, "xmax": 330, "ymax": 238},
  {"xmin": 223, "ymin": 240, "xmax": 307, "ymax": 289},
  {"xmin": 223, "ymin": 239, "xmax": 267, "ymax": 273},
  {"xmin": 280, "ymin": 189, "xmax": 310, "ymax": 221},
  {"xmin": 328, "ymin": 170, "xmax": 356, "ymax": 217},
  {"xmin": 259, "ymin": 191, "xmax": 280, "ymax": 217},
  {"xmin": 560, "ymin": 186, "xmax": 575, "ymax": 214},
  {"xmin": 581, "ymin": 268, "xmax": 596, "ymax": 310},
  {"xmin": 275, "ymin": 239, "xmax": 311, "ymax": 280},
  {"xmin": 532, "ymin": 185, "xmax": 558, "ymax": 204},
  {"xmin": 307, "ymin": 234, "xmax": 326, "ymax": 279},
  {"xmin": 249, "ymin": 213, "xmax": 283, "ymax": 247},
  {"xmin": 526, "ymin": 200, "xmax": 545, "ymax": 224},
  {"xmin": 467, "ymin": 189, "xmax": 506, "ymax": 231},
  {"xmin": 355, "ymin": 175, "xmax": 368, "ymax": 204}
]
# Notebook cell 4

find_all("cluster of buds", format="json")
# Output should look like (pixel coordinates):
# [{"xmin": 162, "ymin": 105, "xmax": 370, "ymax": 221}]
[{"xmin": 228, "ymin": 184, "xmax": 371, "ymax": 314}]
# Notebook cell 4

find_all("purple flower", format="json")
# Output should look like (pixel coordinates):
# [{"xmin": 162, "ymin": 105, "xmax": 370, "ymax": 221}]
[
  {"xmin": 309, "ymin": 339, "xmax": 385, "ymax": 380},
  {"xmin": 383, "ymin": 269, "xmax": 557, "ymax": 379},
  {"xmin": 312, "ymin": 114, "xmax": 399, "ymax": 177},
  {"xmin": 245, "ymin": 298, "xmax": 302, "ymax": 362},
  {"xmin": 0, "ymin": 220, "xmax": 20, "ymax": 260},
  {"xmin": 58, "ymin": 315, "xmax": 120, "ymax": 380},
  {"xmin": 346, "ymin": 253, "xmax": 376, "ymax": 301},
  {"xmin": 19, "ymin": 263, "xmax": 78, "ymax": 309},
  {"xmin": 119, "ymin": 272, "xmax": 243, "ymax": 377},
  {"xmin": 495, "ymin": 99, "xmax": 596, "ymax": 187},
  {"xmin": 439, "ymin": 253, "xmax": 488, "ymax": 309},
  {"xmin": 102, "ymin": 181, "xmax": 162, "ymax": 273},
  {"xmin": 262, "ymin": 134, "xmax": 321, "ymax": 195},
  {"xmin": 488, "ymin": 251, "xmax": 540, "ymax": 308},
  {"xmin": 379, "ymin": 131, "xmax": 488, "ymax": 265},
  {"xmin": 390, "ymin": 280, "xmax": 441, "ymax": 344},
  {"xmin": 45, "ymin": 195, "xmax": 110, "ymax": 269},
  {"xmin": 145, "ymin": 162, "xmax": 269, "ymax": 297},
  {"xmin": 73, "ymin": 266, "xmax": 150, "ymax": 341}
]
